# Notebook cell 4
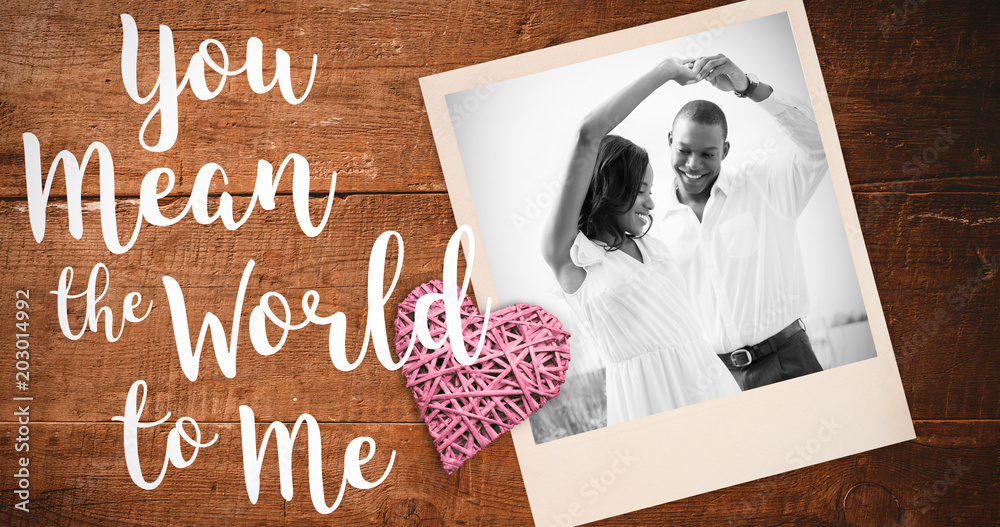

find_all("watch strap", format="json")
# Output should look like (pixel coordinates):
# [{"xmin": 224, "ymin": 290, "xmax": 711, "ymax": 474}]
[{"xmin": 735, "ymin": 73, "xmax": 759, "ymax": 98}]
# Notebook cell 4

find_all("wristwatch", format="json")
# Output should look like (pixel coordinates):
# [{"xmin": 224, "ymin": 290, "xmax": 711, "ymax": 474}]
[{"xmin": 734, "ymin": 72, "xmax": 759, "ymax": 98}]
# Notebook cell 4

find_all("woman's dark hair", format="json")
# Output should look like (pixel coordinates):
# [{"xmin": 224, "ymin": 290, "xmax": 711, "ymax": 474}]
[{"xmin": 578, "ymin": 134, "xmax": 651, "ymax": 251}]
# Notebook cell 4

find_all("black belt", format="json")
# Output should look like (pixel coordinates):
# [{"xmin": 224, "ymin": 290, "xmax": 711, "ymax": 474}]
[{"xmin": 718, "ymin": 319, "xmax": 806, "ymax": 368}]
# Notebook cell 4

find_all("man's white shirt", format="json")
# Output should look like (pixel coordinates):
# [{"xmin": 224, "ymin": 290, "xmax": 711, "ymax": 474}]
[{"xmin": 657, "ymin": 88, "xmax": 829, "ymax": 355}]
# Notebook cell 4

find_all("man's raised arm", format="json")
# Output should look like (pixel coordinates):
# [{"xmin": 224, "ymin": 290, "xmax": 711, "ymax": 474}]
[{"xmin": 694, "ymin": 53, "xmax": 828, "ymax": 215}]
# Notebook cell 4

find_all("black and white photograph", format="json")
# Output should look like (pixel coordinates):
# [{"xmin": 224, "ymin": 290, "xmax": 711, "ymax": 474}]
[
  {"xmin": 421, "ymin": 1, "xmax": 916, "ymax": 523},
  {"xmin": 422, "ymin": 1, "xmax": 914, "ymax": 523},
  {"xmin": 441, "ymin": 12, "xmax": 876, "ymax": 444}
]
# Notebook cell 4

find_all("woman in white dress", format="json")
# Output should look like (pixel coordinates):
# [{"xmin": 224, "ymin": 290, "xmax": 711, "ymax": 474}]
[{"xmin": 541, "ymin": 57, "xmax": 740, "ymax": 426}]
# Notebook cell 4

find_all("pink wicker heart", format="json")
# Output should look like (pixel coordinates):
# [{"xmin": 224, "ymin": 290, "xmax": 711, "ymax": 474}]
[{"xmin": 394, "ymin": 281, "xmax": 571, "ymax": 474}]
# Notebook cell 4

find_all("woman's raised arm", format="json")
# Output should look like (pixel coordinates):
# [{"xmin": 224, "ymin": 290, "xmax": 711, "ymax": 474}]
[{"xmin": 541, "ymin": 57, "xmax": 699, "ymax": 293}]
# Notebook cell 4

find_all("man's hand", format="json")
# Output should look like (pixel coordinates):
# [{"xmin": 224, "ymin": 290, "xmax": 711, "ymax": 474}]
[{"xmin": 691, "ymin": 54, "xmax": 749, "ymax": 93}]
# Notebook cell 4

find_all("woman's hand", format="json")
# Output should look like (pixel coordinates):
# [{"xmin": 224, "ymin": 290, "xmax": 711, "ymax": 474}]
[{"xmin": 658, "ymin": 57, "xmax": 701, "ymax": 86}]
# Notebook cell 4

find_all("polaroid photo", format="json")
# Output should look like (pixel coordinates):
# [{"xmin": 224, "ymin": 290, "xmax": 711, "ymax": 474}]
[{"xmin": 420, "ymin": 0, "xmax": 915, "ymax": 524}]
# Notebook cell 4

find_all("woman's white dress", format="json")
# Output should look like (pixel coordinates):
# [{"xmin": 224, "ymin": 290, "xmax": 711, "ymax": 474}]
[{"xmin": 565, "ymin": 231, "xmax": 741, "ymax": 426}]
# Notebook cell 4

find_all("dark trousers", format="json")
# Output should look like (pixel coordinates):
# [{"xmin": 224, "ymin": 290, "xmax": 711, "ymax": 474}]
[{"xmin": 723, "ymin": 329, "xmax": 823, "ymax": 390}]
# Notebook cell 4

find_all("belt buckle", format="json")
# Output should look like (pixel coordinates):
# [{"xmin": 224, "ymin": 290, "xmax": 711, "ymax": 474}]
[{"xmin": 730, "ymin": 348, "xmax": 753, "ymax": 368}]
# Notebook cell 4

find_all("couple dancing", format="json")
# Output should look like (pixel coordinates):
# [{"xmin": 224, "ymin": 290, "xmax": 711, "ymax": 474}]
[{"xmin": 542, "ymin": 53, "xmax": 828, "ymax": 426}]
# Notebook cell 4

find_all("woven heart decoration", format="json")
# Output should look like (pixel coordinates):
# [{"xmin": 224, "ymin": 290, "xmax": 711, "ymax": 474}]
[{"xmin": 394, "ymin": 281, "xmax": 571, "ymax": 474}]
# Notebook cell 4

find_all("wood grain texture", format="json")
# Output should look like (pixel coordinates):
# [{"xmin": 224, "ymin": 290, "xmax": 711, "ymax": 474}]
[
  {"xmin": 0, "ymin": 423, "xmax": 529, "ymax": 526},
  {"xmin": 0, "ymin": 193, "xmax": 995, "ymax": 423},
  {"xmin": 0, "ymin": 421, "xmax": 995, "ymax": 525},
  {"xmin": 1, "ymin": 0, "xmax": 997, "ymax": 525},
  {"xmin": 1, "ymin": 0, "xmax": 997, "ymax": 197}
]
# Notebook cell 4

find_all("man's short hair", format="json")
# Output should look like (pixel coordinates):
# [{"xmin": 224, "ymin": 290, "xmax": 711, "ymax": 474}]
[{"xmin": 673, "ymin": 99, "xmax": 728, "ymax": 140}]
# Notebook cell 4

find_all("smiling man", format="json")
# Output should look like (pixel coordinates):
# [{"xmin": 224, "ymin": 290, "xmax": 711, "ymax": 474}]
[{"xmin": 658, "ymin": 53, "xmax": 829, "ymax": 390}]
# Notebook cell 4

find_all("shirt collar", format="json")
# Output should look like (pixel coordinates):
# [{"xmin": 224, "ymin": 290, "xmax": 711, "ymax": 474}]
[
  {"xmin": 663, "ymin": 176, "xmax": 686, "ymax": 213},
  {"xmin": 663, "ymin": 169, "xmax": 735, "ymax": 214},
  {"xmin": 713, "ymin": 168, "xmax": 736, "ymax": 195}
]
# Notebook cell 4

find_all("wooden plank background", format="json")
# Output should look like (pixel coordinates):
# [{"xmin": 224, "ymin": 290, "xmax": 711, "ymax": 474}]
[{"xmin": 1, "ymin": 0, "xmax": 997, "ymax": 525}]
